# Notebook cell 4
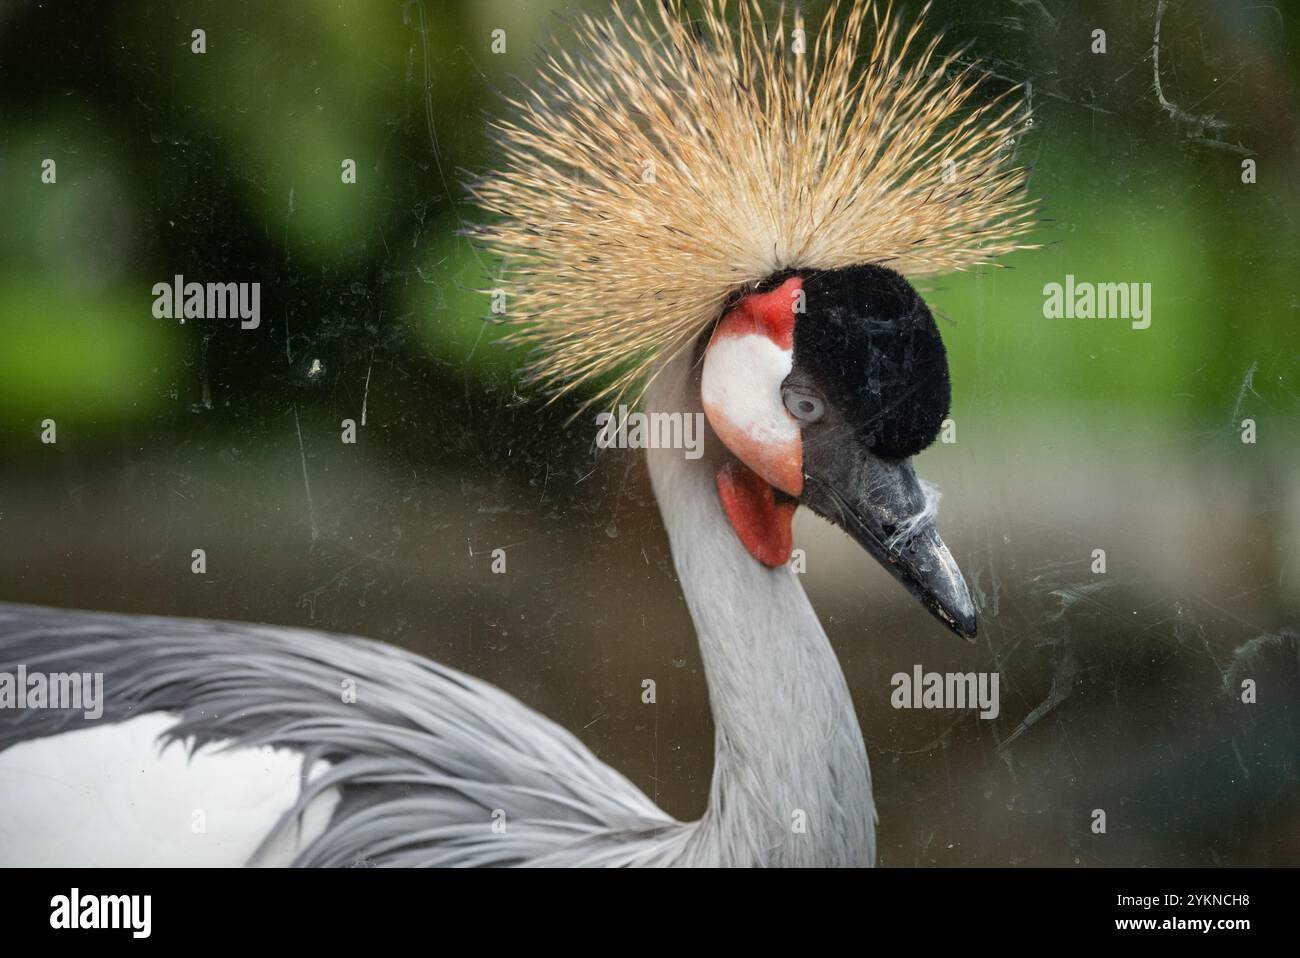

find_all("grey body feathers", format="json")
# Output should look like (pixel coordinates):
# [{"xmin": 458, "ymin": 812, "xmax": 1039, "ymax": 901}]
[{"xmin": 0, "ymin": 602, "xmax": 678, "ymax": 866}]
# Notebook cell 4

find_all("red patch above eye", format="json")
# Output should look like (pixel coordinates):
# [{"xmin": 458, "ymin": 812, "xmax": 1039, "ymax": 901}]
[
  {"xmin": 715, "ymin": 276, "xmax": 801, "ymax": 349},
  {"xmin": 715, "ymin": 458, "xmax": 796, "ymax": 568}
]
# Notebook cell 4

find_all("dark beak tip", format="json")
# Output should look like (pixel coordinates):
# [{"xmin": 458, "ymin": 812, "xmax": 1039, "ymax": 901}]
[
  {"xmin": 936, "ymin": 602, "xmax": 977, "ymax": 643},
  {"xmin": 801, "ymin": 458, "xmax": 978, "ymax": 644}
]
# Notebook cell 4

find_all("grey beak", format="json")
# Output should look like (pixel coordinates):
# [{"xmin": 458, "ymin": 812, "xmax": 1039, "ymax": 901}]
[{"xmin": 802, "ymin": 453, "xmax": 977, "ymax": 641}]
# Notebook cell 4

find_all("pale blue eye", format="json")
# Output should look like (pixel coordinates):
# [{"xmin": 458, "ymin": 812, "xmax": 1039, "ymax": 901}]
[{"xmin": 783, "ymin": 389, "xmax": 825, "ymax": 423}]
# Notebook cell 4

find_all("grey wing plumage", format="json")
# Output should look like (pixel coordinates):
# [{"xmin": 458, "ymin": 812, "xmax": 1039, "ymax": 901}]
[{"xmin": 0, "ymin": 602, "xmax": 676, "ymax": 866}]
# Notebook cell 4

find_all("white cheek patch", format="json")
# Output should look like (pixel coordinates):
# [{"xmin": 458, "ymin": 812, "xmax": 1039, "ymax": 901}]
[
  {"xmin": 702, "ymin": 330, "xmax": 803, "ymax": 495},
  {"xmin": 702, "ymin": 333, "xmax": 795, "ymax": 443}
]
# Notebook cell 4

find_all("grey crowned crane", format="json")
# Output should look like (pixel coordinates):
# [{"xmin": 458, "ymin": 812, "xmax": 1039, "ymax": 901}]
[{"xmin": 0, "ymin": 0, "xmax": 1033, "ymax": 867}]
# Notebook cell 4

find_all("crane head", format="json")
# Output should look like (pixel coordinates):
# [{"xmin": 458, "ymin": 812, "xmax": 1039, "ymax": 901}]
[
  {"xmin": 701, "ymin": 263, "xmax": 977, "ymax": 641},
  {"xmin": 471, "ymin": 0, "xmax": 1034, "ymax": 642}
]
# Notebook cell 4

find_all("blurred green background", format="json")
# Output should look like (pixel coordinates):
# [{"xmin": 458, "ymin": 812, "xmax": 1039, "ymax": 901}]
[{"xmin": 0, "ymin": 0, "xmax": 1296, "ymax": 865}]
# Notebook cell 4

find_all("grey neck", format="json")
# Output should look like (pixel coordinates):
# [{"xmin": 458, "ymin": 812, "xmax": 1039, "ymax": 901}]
[{"xmin": 643, "ymin": 349, "xmax": 875, "ymax": 867}]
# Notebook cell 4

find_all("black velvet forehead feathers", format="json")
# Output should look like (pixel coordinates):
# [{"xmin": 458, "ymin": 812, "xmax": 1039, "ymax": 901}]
[{"xmin": 787, "ymin": 264, "xmax": 951, "ymax": 461}]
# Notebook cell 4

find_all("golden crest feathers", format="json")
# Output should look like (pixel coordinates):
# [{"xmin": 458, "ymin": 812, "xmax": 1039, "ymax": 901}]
[{"xmin": 470, "ymin": 0, "xmax": 1035, "ymax": 408}]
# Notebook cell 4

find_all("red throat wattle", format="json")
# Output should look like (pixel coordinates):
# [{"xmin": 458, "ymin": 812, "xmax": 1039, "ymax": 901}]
[{"xmin": 715, "ymin": 459, "xmax": 797, "ymax": 567}]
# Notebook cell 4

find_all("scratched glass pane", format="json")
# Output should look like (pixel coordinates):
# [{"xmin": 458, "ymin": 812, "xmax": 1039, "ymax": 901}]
[{"xmin": 0, "ymin": 0, "xmax": 1295, "ymax": 867}]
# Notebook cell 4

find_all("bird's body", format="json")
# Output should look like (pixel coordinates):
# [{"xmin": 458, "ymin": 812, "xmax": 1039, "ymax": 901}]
[
  {"xmin": 0, "ymin": 605, "xmax": 674, "ymax": 867},
  {"xmin": 0, "ymin": 0, "xmax": 1032, "ymax": 867}
]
